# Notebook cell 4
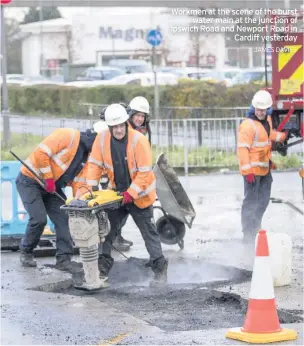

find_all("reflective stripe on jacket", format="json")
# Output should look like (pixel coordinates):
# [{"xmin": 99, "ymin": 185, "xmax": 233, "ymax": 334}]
[
  {"xmin": 87, "ymin": 127, "xmax": 156, "ymax": 208},
  {"xmin": 68, "ymin": 161, "xmax": 89, "ymax": 197},
  {"xmin": 237, "ymin": 115, "xmax": 286, "ymax": 176},
  {"xmin": 21, "ymin": 128, "xmax": 80, "ymax": 182}
]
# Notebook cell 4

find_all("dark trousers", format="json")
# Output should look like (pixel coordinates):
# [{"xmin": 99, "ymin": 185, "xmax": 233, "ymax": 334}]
[
  {"xmin": 115, "ymin": 218, "xmax": 128, "ymax": 239},
  {"xmin": 241, "ymin": 172, "xmax": 273, "ymax": 236},
  {"xmin": 101, "ymin": 203, "xmax": 164, "ymax": 261},
  {"xmin": 15, "ymin": 173, "xmax": 73, "ymax": 257}
]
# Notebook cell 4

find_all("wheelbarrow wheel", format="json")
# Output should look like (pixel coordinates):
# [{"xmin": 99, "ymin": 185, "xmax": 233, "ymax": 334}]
[{"xmin": 156, "ymin": 215, "xmax": 186, "ymax": 249}]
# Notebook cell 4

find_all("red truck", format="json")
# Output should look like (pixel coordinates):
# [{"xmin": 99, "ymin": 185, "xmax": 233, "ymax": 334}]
[
  {"xmin": 266, "ymin": 10, "xmax": 303, "ymax": 140},
  {"xmin": 264, "ymin": 10, "xmax": 304, "ymax": 196}
]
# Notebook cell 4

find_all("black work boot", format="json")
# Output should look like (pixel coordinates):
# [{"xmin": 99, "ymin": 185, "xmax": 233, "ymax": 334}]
[
  {"xmin": 150, "ymin": 257, "xmax": 168, "ymax": 288},
  {"xmin": 55, "ymin": 255, "xmax": 82, "ymax": 273},
  {"xmin": 112, "ymin": 236, "xmax": 132, "ymax": 252},
  {"xmin": 20, "ymin": 252, "xmax": 37, "ymax": 268},
  {"xmin": 98, "ymin": 254, "xmax": 114, "ymax": 279},
  {"xmin": 145, "ymin": 259, "xmax": 153, "ymax": 268}
]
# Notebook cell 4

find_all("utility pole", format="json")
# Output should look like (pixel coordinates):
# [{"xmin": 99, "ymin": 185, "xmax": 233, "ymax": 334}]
[
  {"xmin": 39, "ymin": 2, "xmax": 44, "ymax": 76},
  {"xmin": 152, "ymin": 45, "xmax": 159, "ymax": 120},
  {"xmin": 147, "ymin": 29, "xmax": 162, "ymax": 122},
  {"xmin": 195, "ymin": 33, "xmax": 200, "ymax": 80},
  {"xmin": 264, "ymin": 0, "xmax": 269, "ymax": 87},
  {"xmin": 1, "ymin": 4, "xmax": 10, "ymax": 145}
]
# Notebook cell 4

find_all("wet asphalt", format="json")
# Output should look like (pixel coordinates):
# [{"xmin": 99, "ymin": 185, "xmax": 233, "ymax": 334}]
[{"xmin": 1, "ymin": 171, "xmax": 304, "ymax": 345}]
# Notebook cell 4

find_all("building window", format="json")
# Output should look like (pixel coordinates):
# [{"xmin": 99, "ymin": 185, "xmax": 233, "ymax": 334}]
[
  {"xmin": 239, "ymin": 48, "xmax": 249, "ymax": 68},
  {"xmin": 226, "ymin": 48, "xmax": 238, "ymax": 67},
  {"xmin": 226, "ymin": 47, "xmax": 265, "ymax": 68},
  {"xmin": 253, "ymin": 50, "xmax": 263, "ymax": 67}
]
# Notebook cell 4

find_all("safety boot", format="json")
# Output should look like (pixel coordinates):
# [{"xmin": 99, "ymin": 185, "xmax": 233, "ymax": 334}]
[
  {"xmin": 145, "ymin": 259, "xmax": 153, "ymax": 268},
  {"xmin": 98, "ymin": 254, "xmax": 114, "ymax": 280},
  {"xmin": 113, "ymin": 235, "xmax": 132, "ymax": 252},
  {"xmin": 150, "ymin": 257, "xmax": 168, "ymax": 288},
  {"xmin": 20, "ymin": 252, "xmax": 37, "ymax": 267},
  {"xmin": 55, "ymin": 255, "xmax": 83, "ymax": 273}
]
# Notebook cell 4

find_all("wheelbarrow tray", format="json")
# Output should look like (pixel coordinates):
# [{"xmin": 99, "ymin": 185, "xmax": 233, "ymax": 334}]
[{"xmin": 153, "ymin": 153, "xmax": 196, "ymax": 228}]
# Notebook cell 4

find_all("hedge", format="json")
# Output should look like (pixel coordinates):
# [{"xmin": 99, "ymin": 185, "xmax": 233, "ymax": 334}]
[{"xmin": 7, "ymin": 81, "xmax": 261, "ymax": 117}]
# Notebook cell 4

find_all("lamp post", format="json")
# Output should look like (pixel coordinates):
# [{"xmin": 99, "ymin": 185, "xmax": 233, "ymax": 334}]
[
  {"xmin": 264, "ymin": 0, "xmax": 269, "ymax": 88},
  {"xmin": 1, "ymin": 0, "xmax": 13, "ymax": 145},
  {"xmin": 39, "ymin": 0, "xmax": 44, "ymax": 76}
]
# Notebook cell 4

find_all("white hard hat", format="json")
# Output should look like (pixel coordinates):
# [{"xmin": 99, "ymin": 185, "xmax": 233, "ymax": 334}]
[
  {"xmin": 129, "ymin": 96, "xmax": 150, "ymax": 114},
  {"xmin": 93, "ymin": 120, "xmax": 108, "ymax": 133},
  {"xmin": 104, "ymin": 104, "xmax": 129, "ymax": 126},
  {"xmin": 252, "ymin": 90, "xmax": 273, "ymax": 110}
]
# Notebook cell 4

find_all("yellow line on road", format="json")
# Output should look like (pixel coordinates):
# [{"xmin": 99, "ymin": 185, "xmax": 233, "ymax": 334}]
[{"xmin": 99, "ymin": 329, "xmax": 136, "ymax": 346}]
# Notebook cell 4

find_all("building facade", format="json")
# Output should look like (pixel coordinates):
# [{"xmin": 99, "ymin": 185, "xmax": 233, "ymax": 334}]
[{"xmin": 19, "ymin": 7, "xmax": 269, "ymax": 77}]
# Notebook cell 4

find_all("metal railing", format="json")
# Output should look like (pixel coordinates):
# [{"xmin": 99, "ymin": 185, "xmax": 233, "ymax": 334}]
[
  {"xmin": 1, "ymin": 114, "xmax": 302, "ymax": 175},
  {"xmin": 75, "ymin": 103, "xmax": 248, "ymax": 120}
]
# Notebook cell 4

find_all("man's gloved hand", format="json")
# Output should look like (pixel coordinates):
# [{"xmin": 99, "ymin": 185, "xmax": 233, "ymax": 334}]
[
  {"xmin": 289, "ymin": 129, "xmax": 301, "ymax": 138},
  {"xmin": 276, "ymin": 142, "xmax": 288, "ymax": 156},
  {"xmin": 44, "ymin": 179, "xmax": 56, "ymax": 193},
  {"xmin": 270, "ymin": 161, "xmax": 277, "ymax": 170},
  {"xmin": 283, "ymin": 129, "xmax": 300, "ymax": 141},
  {"xmin": 245, "ymin": 173, "xmax": 255, "ymax": 184},
  {"xmin": 120, "ymin": 191, "xmax": 133, "ymax": 205},
  {"xmin": 283, "ymin": 130, "xmax": 291, "ymax": 141}
]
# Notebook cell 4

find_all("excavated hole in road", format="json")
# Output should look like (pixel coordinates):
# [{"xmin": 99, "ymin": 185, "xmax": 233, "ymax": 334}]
[{"xmin": 33, "ymin": 257, "xmax": 303, "ymax": 331}]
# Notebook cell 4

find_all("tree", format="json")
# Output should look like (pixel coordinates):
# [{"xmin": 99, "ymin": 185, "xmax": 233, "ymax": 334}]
[{"xmin": 22, "ymin": 7, "xmax": 61, "ymax": 24}]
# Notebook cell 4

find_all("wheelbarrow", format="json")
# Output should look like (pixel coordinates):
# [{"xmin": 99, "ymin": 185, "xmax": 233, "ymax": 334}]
[{"xmin": 153, "ymin": 153, "xmax": 196, "ymax": 250}]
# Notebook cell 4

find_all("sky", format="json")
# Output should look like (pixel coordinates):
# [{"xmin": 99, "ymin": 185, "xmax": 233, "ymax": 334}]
[{"xmin": 4, "ymin": 7, "xmax": 168, "ymax": 22}]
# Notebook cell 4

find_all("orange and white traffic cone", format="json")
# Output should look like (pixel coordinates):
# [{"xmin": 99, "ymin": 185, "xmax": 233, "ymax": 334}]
[{"xmin": 226, "ymin": 230, "xmax": 298, "ymax": 343}]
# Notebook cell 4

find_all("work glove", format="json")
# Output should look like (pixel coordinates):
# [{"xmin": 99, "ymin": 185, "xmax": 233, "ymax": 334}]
[
  {"xmin": 245, "ymin": 173, "xmax": 255, "ymax": 184},
  {"xmin": 44, "ymin": 179, "xmax": 56, "ymax": 193},
  {"xmin": 270, "ymin": 161, "xmax": 277, "ymax": 170},
  {"xmin": 283, "ymin": 129, "xmax": 299, "ymax": 141},
  {"xmin": 120, "ymin": 191, "xmax": 133, "ymax": 205},
  {"xmin": 282, "ymin": 130, "xmax": 291, "ymax": 141},
  {"xmin": 276, "ymin": 142, "xmax": 288, "ymax": 156}
]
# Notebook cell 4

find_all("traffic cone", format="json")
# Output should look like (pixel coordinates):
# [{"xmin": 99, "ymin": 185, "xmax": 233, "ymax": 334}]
[{"xmin": 226, "ymin": 230, "xmax": 298, "ymax": 343}]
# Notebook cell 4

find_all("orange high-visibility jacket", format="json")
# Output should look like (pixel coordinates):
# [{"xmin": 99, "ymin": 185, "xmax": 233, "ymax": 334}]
[
  {"xmin": 68, "ymin": 161, "xmax": 89, "ymax": 197},
  {"xmin": 87, "ymin": 127, "xmax": 156, "ymax": 209},
  {"xmin": 21, "ymin": 128, "xmax": 81, "ymax": 182},
  {"xmin": 237, "ymin": 116, "xmax": 286, "ymax": 176}
]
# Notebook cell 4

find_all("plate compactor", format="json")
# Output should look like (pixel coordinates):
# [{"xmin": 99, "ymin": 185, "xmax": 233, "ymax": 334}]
[
  {"xmin": 61, "ymin": 153, "xmax": 196, "ymax": 291},
  {"xmin": 61, "ymin": 190, "xmax": 123, "ymax": 292}
]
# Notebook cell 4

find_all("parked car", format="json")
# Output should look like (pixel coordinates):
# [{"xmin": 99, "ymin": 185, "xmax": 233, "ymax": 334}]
[
  {"xmin": 20, "ymin": 75, "xmax": 64, "ymax": 86},
  {"xmin": 227, "ymin": 68, "xmax": 272, "ymax": 87},
  {"xmin": 65, "ymin": 72, "xmax": 178, "ymax": 88},
  {"xmin": 158, "ymin": 67, "xmax": 212, "ymax": 80},
  {"xmin": 76, "ymin": 67, "xmax": 125, "ymax": 81},
  {"xmin": 202, "ymin": 68, "xmax": 241, "ymax": 85},
  {"xmin": 64, "ymin": 80, "xmax": 110, "ymax": 88},
  {"xmin": 106, "ymin": 72, "xmax": 178, "ymax": 86},
  {"xmin": 108, "ymin": 59, "xmax": 152, "ymax": 73},
  {"xmin": 0, "ymin": 74, "xmax": 26, "ymax": 85}
]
